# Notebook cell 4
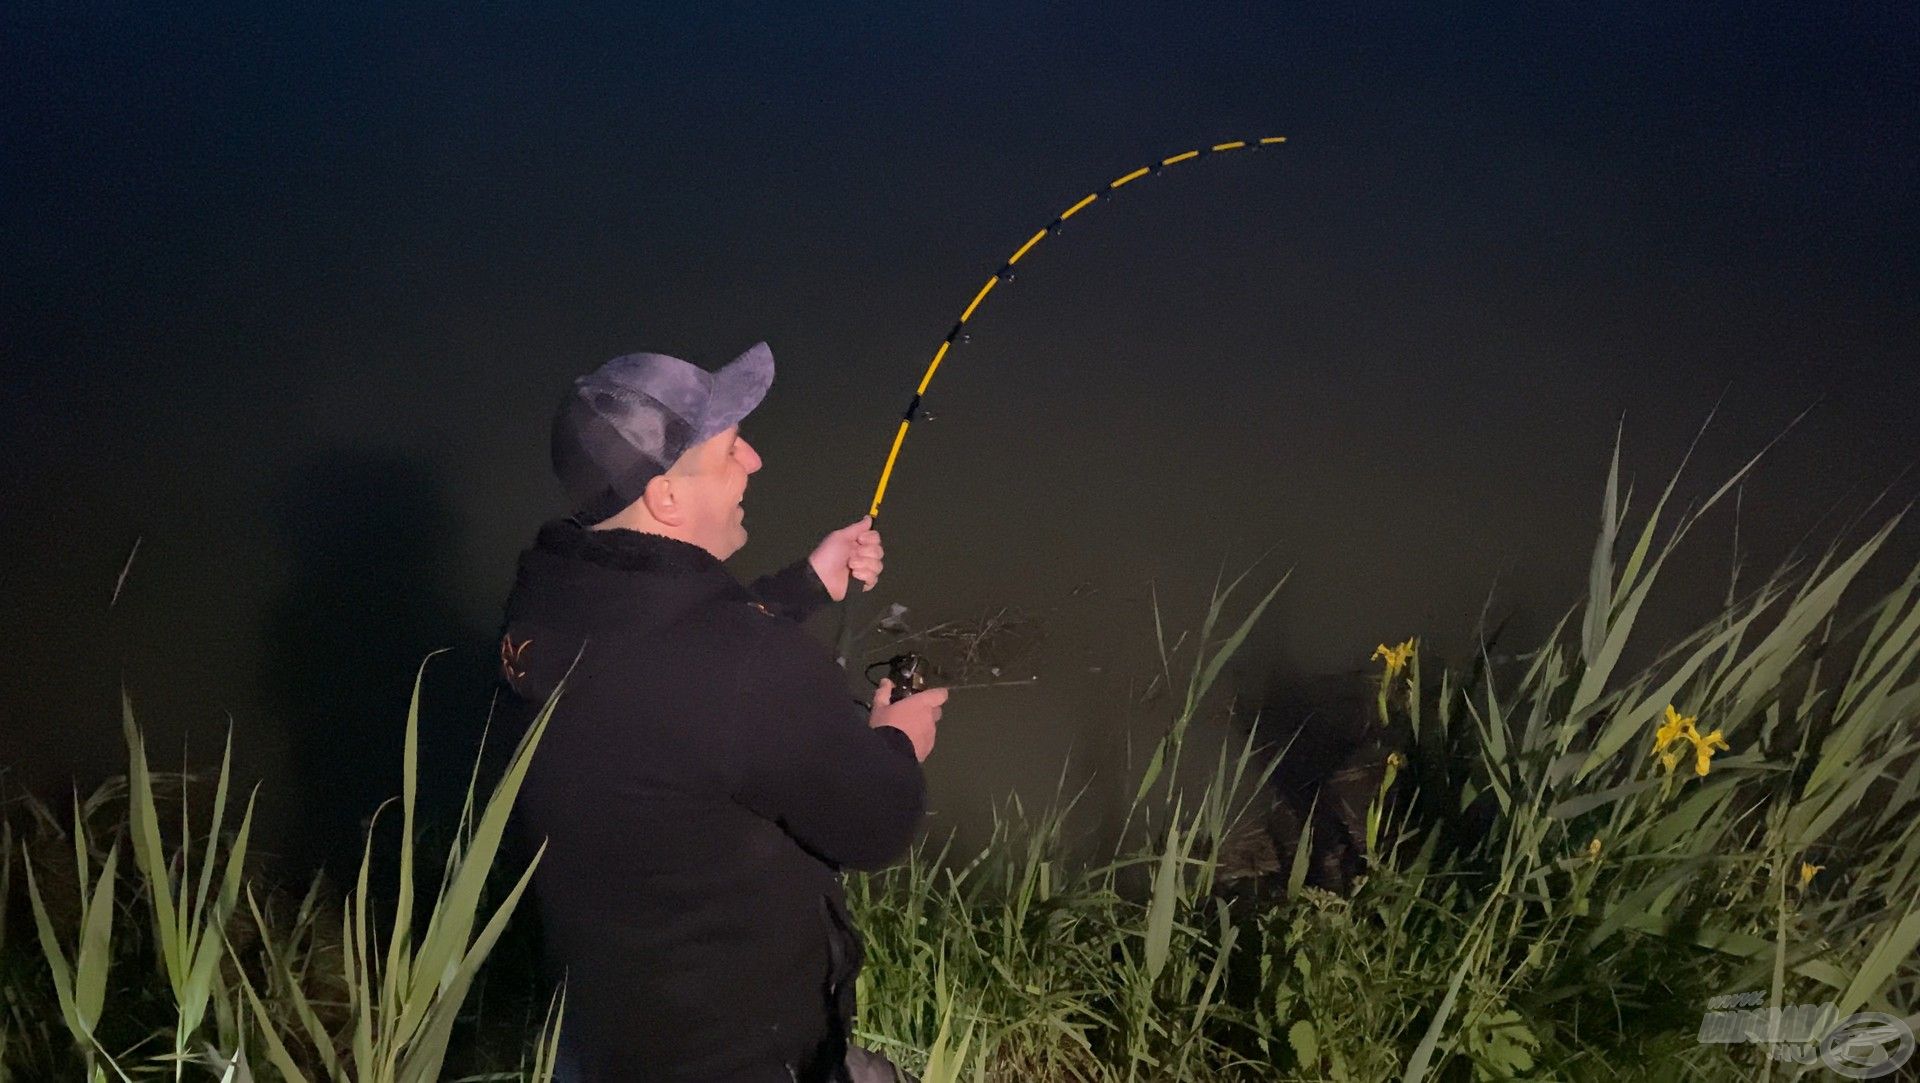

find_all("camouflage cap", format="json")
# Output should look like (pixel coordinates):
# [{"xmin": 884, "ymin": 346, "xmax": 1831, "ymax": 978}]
[{"xmin": 550, "ymin": 342, "xmax": 774, "ymax": 524}]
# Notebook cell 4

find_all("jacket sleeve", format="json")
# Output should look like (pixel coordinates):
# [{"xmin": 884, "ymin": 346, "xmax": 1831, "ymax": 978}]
[
  {"xmin": 745, "ymin": 558, "xmax": 835, "ymax": 623},
  {"xmin": 728, "ymin": 622, "xmax": 926, "ymax": 871}
]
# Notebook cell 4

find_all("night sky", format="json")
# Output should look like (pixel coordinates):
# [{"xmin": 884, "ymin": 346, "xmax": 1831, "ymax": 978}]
[{"xmin": 5, "ymin": 5, "xmax": 1917, "ymax": 864}]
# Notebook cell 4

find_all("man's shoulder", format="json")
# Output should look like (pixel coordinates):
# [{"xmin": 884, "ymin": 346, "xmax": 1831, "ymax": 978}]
[
  {"xmin": 683, "ymin": 592, "xmax": 814, "ymax": 651},
  {"xmin": 681, "ymin": 593, "xmax": 845, "ymax": 691}
]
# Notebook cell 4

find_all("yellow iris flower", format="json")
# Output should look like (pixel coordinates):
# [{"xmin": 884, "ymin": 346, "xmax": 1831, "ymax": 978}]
[
  {"xmin": 1372, "ymin": 638, "xmax": 1416, "ymax": 678},
  {"xmin": 1691, "ymin": 728, "xmax": 1730, "ymax": 777},
  {"xmin": 1652, "ymin": 704, "xmax": 1732, "ymax": 778},
  {"xmin": 1653, "ymin": 705, "xmax": 1693, "ymax": 774},
  {"xmin": 1655, "ymin": 705, "xmax": 1691, "ymax": 752}
]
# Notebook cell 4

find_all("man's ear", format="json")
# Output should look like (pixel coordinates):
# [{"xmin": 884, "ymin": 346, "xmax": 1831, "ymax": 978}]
[{"xmin": 640, "ymin": 473, "xmax": 681, "ymax": 525}]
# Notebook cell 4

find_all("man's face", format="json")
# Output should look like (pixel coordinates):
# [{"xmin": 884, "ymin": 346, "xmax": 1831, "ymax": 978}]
[{"xmin": 669, "ymin": 425, "xmax": 762, "ymax": 559}]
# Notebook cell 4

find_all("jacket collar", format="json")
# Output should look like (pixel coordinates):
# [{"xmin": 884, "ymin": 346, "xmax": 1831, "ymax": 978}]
[{"xmin": 533, "ymin": 518, "xmax": 728, "ymax": 578}]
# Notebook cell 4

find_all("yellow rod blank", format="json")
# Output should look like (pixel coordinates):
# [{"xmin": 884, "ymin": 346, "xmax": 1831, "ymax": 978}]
[
  {"xmin": 868, "ymin": 420, "xmax": 913, "ymax": 517},
  {"xmin": 915, "ymin": 340, "xmax": 951, "ymax": 395},
  {"xmin": 868, "ymin": 135, "xmax": 1287, "ymax": 520},
  {"xmin": 1008, "ymin": 228, "xmax": 1048, "ymax": 265},
  {"xmin": 959, "ymin": 275, "xmax": 999, "ymax": 323}
]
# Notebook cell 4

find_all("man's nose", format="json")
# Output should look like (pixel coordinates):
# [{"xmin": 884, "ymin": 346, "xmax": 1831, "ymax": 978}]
[{"xmin": 740, "ymin": 440, "xmax": 763, "ymax": 474}]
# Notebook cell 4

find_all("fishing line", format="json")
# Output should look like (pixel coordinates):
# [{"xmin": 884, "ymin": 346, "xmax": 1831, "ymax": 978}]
[{"xmin": 837, "ymin": 135, "xmax": 1289, "ymax": 670}]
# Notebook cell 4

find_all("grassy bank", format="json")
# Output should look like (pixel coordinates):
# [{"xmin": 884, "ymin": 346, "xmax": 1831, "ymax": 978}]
[
  {"xmin": 4, "ymin": 437, "xmax": 1917, "ymax": 1080},
  {"xmin": 849, "ymin": 439, "xmax": 1920, "ymax": 1080}
]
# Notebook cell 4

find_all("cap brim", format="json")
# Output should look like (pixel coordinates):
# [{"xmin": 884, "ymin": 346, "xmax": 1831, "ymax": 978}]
[{"xmin": 699, "ymin": 341, "xmax": 774, "ymax": 440}]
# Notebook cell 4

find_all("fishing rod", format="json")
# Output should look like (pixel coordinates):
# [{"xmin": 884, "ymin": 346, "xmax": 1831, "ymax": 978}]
[{"xmin": 834, "ymin": 135, "xmax": 1291, "ymax": 682}]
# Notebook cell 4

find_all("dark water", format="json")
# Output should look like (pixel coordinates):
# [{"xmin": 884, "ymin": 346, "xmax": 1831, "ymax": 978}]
[{"xmin": 5, "ymin": 5, "xmax": 1917, "ymax": 874}]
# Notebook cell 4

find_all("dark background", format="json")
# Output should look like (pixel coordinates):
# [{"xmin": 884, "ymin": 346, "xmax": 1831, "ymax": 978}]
[{"xmin": 5, "ymin": 3, "xmax": 1916, "ymax": 867}]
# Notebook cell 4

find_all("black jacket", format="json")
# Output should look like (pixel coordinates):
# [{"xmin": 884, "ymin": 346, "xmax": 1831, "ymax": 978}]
[{"xmin": 495, "ymin": 520, "xmax": 925, "ymax": 1081}]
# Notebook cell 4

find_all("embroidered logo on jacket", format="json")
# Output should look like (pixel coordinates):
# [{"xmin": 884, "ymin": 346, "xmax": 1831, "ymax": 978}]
[{"xmin": 500, "ymin": 634, "xmax": 533, "ymax": 681}]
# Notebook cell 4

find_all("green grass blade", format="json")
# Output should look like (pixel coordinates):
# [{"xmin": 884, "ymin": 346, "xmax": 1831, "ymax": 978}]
[
  {"xmin": 397, "ymin": 663, "xmax": 560, "ymax": 1045},
  {"xmin": 1405, "ymin": 948, "xmax": 1470, "ymax": 1082},
  {"xmin": 393, "ymin": 841, "xmax": 547, "ymax": 1082},
  {"xmin": 379, "ymin": 652, "xmax": 440, "ymax": 1064},
  {"xmin": 1567, "ymin": 542, "xmax": 1676, "ymax": 721},
  {"xmin": 72, "ymin": 845, "xmax": 117, "ymax": 1035},
  {"xmin": 240, "ymin": 886, "xmax": 339, "ymax": 1080},
  {"xmin": 528, "ymin": 985, "xmax": 566, "ymax": 1083},
  {"xmin": 1144, "ymin": 816, "xmax": 1183, "ymax": 985},
  {"xmin": 1190, "ymin": 575, "xmax": 1287, "ymax": 727},
  {"xmin": 1581, "ymin": 426, "xmax": 1623, "ymax": 667},
  {"xmin": 347, "ymin": 833, "xmax": 376, "ymax": 1073},
  {"xmin": 228, "ymin": 941, "xmax": 315, "ymax": 1083},
  {"xmin": 188, "ymin": 727, "xmax": 237, "ymax": 956},
  {"xmin": 122, "ymin": 690, "xmax": 184, "ymax": 983},
  {"xmin": 1835, "ymin": 898, "xmax": 1920, "ymax": 1019},
  {"xmin": 22, "ymin": 849, "xmax": 83, "ymax": 1043}
]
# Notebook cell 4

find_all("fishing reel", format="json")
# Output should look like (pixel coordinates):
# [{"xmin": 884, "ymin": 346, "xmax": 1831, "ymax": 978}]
[{"xmin": 865, "ymin": 652, "xmax": 929, "ymax": 704}]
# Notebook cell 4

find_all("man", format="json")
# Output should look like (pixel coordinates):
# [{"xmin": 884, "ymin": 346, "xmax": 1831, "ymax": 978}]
[{"xmin": 496, "ymin": 342, "xmax": 946, "ymax": 1081}]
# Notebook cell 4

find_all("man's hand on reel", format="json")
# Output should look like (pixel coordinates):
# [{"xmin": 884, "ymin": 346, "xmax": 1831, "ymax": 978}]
[{"xmin": 869, "ymin": 680, "xmax": 945, "ymax": 762}]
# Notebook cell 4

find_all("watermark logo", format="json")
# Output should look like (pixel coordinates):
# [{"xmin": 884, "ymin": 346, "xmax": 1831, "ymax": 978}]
[
  {"xmin": 1698, "ymin": 993, "xmax": 1913, "ymax": 1078},
  {"xmin": 1820, "ymin": 1013, "xmax": 1914, "ymax": 1079}
]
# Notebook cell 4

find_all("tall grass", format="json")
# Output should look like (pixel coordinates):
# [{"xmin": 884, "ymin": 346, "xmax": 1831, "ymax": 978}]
[
  {"xmin": 3, "ymin": 658, "xmax": 566, "ymax": 1081},
  {"xmin": 849, "ymin": 436, "xmax": 1920, "ymax": 1081},
  {"xmin": 4, "ymin": 435, "xmax": 1916, "ymax": 1079}
]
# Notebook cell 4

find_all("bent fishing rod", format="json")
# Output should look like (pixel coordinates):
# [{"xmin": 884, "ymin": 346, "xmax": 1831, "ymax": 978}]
[{"xmin": 833, "ymin": 136, "xmax": 1290, "ymax": 684}]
